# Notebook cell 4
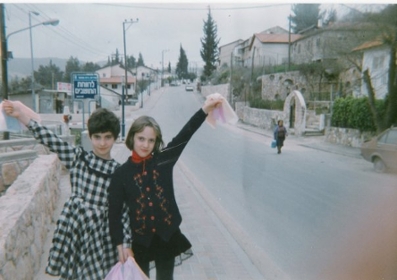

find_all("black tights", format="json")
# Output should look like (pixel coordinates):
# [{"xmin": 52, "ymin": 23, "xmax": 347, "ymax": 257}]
[{"xmin": 136, "ymin": 257, "xmax": 175, "ymax": 280}]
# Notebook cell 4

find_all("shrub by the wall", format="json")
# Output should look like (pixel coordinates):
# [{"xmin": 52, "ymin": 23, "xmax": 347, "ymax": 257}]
[{"xmin": 331, "ymin": 96, "xmax": 385, "ymax": 132}]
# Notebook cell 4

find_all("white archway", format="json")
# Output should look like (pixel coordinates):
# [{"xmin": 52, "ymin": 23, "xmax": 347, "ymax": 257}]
[{"xmin": 283, "ymin": 90, "xmax": 307, "ymax": 136}]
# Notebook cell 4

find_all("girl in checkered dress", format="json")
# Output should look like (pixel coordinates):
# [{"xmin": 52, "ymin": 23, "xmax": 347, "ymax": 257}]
[
  {"xmin": 3, "ymin": 100, "xmax": 130, "ymax": 280},
  {"xmin": 108, "ymin": 98, "xmax": 222, "ymax": 280}
]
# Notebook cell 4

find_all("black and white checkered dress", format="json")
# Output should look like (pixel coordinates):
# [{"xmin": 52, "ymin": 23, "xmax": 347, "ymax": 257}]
[{"xmin": 28, "ymin": 120, "xmax": 130, "ymax": 280}]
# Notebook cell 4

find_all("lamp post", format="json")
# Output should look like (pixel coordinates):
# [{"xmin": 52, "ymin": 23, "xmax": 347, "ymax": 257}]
[
  {"xmin": 161, "ymin": 49, "xmax": 169, "ymax": 87},
  {"xmin": 5, "ymin": 15, "xmax": 59, "ymax": 112},
  {"xmin": 122, "ymin": 18, "xmax": 138, "ymax": 140},
  {"xmin": 28, "ymin": 12, "xmax": 60, "ymax": 112}
]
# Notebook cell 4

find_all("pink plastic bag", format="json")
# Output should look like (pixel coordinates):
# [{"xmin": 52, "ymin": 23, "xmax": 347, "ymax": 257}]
[{"xmin": 105, "ymin": 257, "xmax": 149, "ymax": 280}]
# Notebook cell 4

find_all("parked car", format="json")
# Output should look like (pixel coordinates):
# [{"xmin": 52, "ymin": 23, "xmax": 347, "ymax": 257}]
[
  {"xmin": 185, "ymin": 85, "xmax": 194, "ymax": 91},
  {"xmin": 360, "ymin": 127, "xmax": 397, "ymax": 172}
]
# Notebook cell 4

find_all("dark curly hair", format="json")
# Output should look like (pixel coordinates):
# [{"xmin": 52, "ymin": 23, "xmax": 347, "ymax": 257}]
[
  {"xmin": 125, "ymin": 115, "xmax": 164, "ymax": 154},
  {"xmin": 87, "ymin": 108, "xmax": 120, "ymax": 139}
]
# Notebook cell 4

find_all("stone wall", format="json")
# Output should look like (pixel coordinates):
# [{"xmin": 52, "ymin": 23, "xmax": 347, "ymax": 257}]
[
  {"xmin": 0, "ymin": 154, "xmax": 61, "ymax": 280},
  {"xmin": 235, "ymin": 102, "xmax": 284, "ymax": 131},
  {"xmin": 0, "ymin": 139, "xmax": 50, "ymax": 194},
  {"xmin": 325, "ymin": 127, "xmax": 374, "ymax": 148}
]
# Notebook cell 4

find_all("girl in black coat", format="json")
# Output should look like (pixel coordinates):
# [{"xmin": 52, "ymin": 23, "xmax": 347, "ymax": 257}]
[{"xmin": 108, "ymin": 98, "xmax": 221, "ymax": 280}]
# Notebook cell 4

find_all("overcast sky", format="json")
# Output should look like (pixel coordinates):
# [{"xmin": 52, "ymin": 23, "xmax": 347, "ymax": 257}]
[{"xmin": 3, "ymin": 1, "xmax": 388, "ymax": 70}]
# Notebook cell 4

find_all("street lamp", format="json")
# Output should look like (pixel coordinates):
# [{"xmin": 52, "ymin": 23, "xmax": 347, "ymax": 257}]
[
  {"xmin": 161, "ymin": 49, "xmax": 169, "ymax": 87},
  {"xmin": 121, "ymin": 18, "xmax": 138, "ymax": 140},
  {"xmin": 28, "ymin": 11, "xmax": 60, "ymax": 111}
]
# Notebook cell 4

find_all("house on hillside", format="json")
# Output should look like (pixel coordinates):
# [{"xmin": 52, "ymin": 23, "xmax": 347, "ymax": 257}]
[
  {"xmin": 218, "ymin": 39, "xmax": 243, "ymax": 68},
  {"xmin": 248, "ymin": 33, "xmax": 301, "ymax": 68},
  {"xmin": 219, "ymin": 26, "xmax": 300, "ymax": 70},
  {"xmin": 96, "ymin": 64, "xmax": 136, "ymax": 98},
  {"xmin": 291, "ymin": 22, "xmax": 379, "ymax": 65},
  {"xmin": 352, "ymin": 39, "xmax": 391, "ymax": 100}
]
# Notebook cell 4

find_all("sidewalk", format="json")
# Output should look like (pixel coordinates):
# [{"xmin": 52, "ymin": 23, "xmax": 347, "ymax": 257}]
[{"xmin": 235, "ymin": 121, "xmax": 362, "ymax": 159}]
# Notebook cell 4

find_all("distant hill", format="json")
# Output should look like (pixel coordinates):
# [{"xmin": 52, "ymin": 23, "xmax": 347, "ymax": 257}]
[
  {"xmin": 8, "ymin": 57, "xmax": 68, "ymax": 79},
  {"xmin": 7, "ymin": 57, "xmax": 107, "ymax": 79}
]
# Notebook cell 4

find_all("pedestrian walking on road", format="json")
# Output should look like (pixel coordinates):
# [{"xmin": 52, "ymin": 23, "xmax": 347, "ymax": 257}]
[
  {"xmin": 108, "ymin": 97, "xmax": 222, "ymax": 280},
  {"xmin": 274, "ymin": 119, "xmax": 288, "ymax": 154},
  {"xmin": 2, "ymin": 100, "xmax": 131, "ymax": 280}
]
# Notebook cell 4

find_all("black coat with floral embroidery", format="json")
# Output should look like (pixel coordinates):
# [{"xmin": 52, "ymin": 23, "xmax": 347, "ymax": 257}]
[{"xmin": 109, "ymin": 108, "xmax": 207, "ymax": 247}]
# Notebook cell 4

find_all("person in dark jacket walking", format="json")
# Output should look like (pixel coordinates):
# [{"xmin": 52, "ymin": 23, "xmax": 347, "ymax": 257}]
[
  {"xmin": 108, "ymin": 98, "xmax": 222, "ymax": 280},
  {"xmin": 274, "ymin": 119, "xmax": 288, "ymax": 154}
]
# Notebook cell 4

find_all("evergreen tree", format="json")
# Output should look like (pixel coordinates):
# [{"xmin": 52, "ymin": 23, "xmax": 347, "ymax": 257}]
[
  {"xmin": 126, "ymin": 55, "xmax": 136, "ymax": 69},
  {"xmin": 168, "ymin": 62, "xmax": 171, "ymax": 73},
  {"xmin": 35, "ymin": 60, "xmax": 64, "ymax": 89},
  {"xmin": 114, "ymin": 48, "xmax": 120, "ymax": 65},
  {"xmin": 63, "ymin": 56, "xmax": 80, "ymax": 82},
  {"xmin": 81, "ymin": 62, "xmax": 101, "ymax": 72},
  {"xmin": 200, "ymin": 7, "xmax": 220, "ymax": 80},
  {"xmin": 176, "ymin": 44, "xmax": 189, "ymax": 79},
  {"xmin": 290, "ymin": 4, "xmax": 320, "ymax": 33},
  {"xmin": 137, "ymin": 53, "xmax": 145, "ymax": 66}
]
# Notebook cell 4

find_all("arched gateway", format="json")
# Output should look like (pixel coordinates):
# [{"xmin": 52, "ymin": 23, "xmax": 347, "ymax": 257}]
[{"xmin": 283, "ymin": 90, "xmax": 306, "ymax": 136}]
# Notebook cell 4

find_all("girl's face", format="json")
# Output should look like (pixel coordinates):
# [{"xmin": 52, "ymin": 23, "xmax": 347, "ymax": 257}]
[
  {"xmin": 90, "ymin": 132, "xmax": 115, "ymax": 160},
  {"xmin": 133, "ymin": 126, "xmax": 156, "ymax": 158}
]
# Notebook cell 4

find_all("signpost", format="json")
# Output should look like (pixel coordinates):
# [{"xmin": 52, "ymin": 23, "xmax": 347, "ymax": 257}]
[
  {"xmin": 71, "ymin": 73, "xmax": 100, "ymax": 130},
  {"xmin": 72, "ymin": 73, "xmax": 99, "ymax": 99}
]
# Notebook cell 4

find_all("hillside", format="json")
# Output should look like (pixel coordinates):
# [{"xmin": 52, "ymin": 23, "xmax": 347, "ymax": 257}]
[
  {"xmin": 7, "ymin": 57, "xmax": 68, "ymax": 79},
  {"xmin": 7, "ymin": 57, "xmax": 106, "ymax": 80}
]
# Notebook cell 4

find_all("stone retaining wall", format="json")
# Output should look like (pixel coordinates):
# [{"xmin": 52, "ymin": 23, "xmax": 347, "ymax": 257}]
[
  {"xmin": 325, "ymin": 127, "xmax": 374, "ymax": 148},
  {"xmin": 0, "ymin": 154, "xmax": 61, "ymax": 280}
]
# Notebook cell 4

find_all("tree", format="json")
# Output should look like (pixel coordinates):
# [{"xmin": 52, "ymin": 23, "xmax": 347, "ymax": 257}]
[
  {"xmin": 168, "ymin": 62, "xmax": 171, "ymax": 73},
  {"xmin": 137, "ymin": 53, "xmax": 145, "ymax": 67},
  {"xmin": 290, "ymin": 4, "xmax": 321, "ymax": 33},
  {"xmin": 126, "ymin": 55, "xmax": 136, "ymax": 69},
  {"xmin": 63, "ymin": 56, "xmax": 80, "ymax": 82},
  {"xmin": 176, "ymin": 44, "xmax": 189, "ymax": 79},
  {"xmin": 81, "ymin": 62, "xmax": 101, "ymax": 72},
  {"xmin": 35, "ymin": 60, "xmax": 63, "ymax": 89},
  {"xmin": 200, "ymin": 7, "xmax": 220, "ymax": 81}
]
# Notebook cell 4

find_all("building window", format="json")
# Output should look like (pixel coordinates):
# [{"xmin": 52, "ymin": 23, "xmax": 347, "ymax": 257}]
[
  {"xmin": 112, "ymin": 84, "xmax": 117, "ymax": 89},
  {"xmin": 102, "ymin": 73, "xmax": 106, "ymax": 77}
]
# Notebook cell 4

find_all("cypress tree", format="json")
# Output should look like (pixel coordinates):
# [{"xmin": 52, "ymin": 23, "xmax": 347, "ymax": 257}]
[{"xmin": 200, "ymin": 7, "xmax": 220, "ymax": 81}]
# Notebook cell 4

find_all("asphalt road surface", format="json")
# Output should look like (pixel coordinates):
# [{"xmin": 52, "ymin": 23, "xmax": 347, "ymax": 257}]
[{"xmin": 132, "ymin": 86, "xmax": 397, "ymax": 280}]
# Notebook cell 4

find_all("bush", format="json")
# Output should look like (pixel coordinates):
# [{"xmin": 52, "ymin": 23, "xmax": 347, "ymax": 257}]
[{"xmin": 331, "ymin": 96, "xmax": 385, "ymax": 132}]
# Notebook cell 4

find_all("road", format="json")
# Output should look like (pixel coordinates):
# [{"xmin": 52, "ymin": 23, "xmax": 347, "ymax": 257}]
[{"xmin": 132, "ymin": 86, "xmax": 397, "ymax": 280}]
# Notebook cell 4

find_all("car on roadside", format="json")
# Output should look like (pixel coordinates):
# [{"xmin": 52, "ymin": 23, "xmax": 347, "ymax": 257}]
[
  {"xmin": 360, "ymin": 126, "xmax": 397, "ymax": 172},
  {"xmin": 185, "ymin": 85, "xmax": 194, "ymax": 92}
]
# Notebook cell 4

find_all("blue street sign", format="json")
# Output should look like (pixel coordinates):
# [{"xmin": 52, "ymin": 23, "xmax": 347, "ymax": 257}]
[{"xmin": 72, "ymin": 73, "xmax": 99, "ymax": 99}]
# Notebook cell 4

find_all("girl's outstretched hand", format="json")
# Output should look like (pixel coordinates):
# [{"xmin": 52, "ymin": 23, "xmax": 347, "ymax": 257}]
[
  {"xmin": 202, "ymin": 98, "xmax": 223, "ymax": 114},
  {"xmin": 2, "ymin": 100, "xmax": 20, "ymax": 118},
  {"xmin": 2, "ymin": 100, "xmax": 38, "ymax": 125}
]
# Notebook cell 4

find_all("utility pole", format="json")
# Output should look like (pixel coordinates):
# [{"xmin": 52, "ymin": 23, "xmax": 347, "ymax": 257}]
[
  {"xmin": 122, "ymin": 18, "xmax": 138, "ymax": 140},
  {"xmin": 288, "ymin": 14, "xmax": 291, "ymax": 71},
  {"xmin": 1, "ymin": 4, "xmax": 9, "ymax": 139}
]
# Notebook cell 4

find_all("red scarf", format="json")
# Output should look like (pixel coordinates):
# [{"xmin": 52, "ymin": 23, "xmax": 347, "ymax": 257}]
[
  {"xmin": 131, "ymin": 151, "xmax": 152, "ymax": 163},
  {"xmin": 131, "ymin": 152, "xmax": 152, "ymax": 175}
]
